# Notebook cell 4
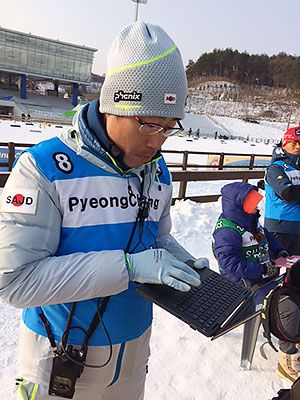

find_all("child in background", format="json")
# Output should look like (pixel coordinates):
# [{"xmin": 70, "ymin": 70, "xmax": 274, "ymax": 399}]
[{"xmin": 212, "ymin": 182, "xmax": 286, "ymax": 305}]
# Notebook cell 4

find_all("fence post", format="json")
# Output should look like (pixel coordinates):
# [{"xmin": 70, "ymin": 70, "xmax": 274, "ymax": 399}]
[
  {"xmin": 178, "ymin": 151, "xmax": 188, "ymax": 199},
  {"xmin": 242, "ymin": 154, "xmax": 256, "ymax": 182},
  {"xmin": 249, "ymin": 154, "xmax": 255, "ymax": 170},
  {"xmin": 8, "ymin": 142, "xmax": 15, "ymax": 171},
  {"xmin": 218, "ymin": 153, "xmax": 224, "ymax": 170}
]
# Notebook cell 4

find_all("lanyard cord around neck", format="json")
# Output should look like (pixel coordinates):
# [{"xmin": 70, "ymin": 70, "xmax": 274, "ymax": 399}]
[
  {"xmin": 125, "ymin": 171, "xmax": 150, "ymax": 254},
  {"xmin": 39, "ymin": 296, "xmax": 112, "ymax": 369}
]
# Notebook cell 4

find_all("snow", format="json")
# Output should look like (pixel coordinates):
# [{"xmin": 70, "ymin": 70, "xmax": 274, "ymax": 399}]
[
  {"xmin": 0, "ymin": 114, "xmax": 292, "ymax": 400},
  {"xmin": 0, "ymin": 119, "xmax": 70, "ymax": 145},
  {"xmin": 212, "ymin": 116, "xmax": 287, "ymax": 140}
]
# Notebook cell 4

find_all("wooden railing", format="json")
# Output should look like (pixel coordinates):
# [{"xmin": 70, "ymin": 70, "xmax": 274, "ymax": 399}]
[
  {"xmin": 0, "ymin": 143, "xmax": 268, "ymax": 203},
  {"xmin": 170, "ymin": 170, "xmax": 265, "ymax": 204},
  {"xmin": 161, "ymin": 149, "xmax": 268, "ymax": 203}
]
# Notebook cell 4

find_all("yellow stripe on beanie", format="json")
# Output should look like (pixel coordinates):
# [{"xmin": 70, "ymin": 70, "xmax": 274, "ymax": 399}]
[
  {"xmin": 107, "ymin": 44, "xmax": 177, "ymax": 76},
  {"xmin": 114, "ymin": 105, "xmax": 142, "ymax": 109}
]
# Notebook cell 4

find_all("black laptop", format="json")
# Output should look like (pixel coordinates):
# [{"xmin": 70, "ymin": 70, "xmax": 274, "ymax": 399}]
[{"xmin": 136, "ymin": 265, "xmax": 256, "ymax": 339}]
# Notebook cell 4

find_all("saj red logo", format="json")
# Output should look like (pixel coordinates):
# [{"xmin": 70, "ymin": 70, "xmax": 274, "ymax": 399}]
[
  {"xmin": 7, "ymin": 193, "xmax": 34, "ymax": 207},
  {"xmin": 0, "ymin": 188, "xmax": 39, "ymax": 215}
]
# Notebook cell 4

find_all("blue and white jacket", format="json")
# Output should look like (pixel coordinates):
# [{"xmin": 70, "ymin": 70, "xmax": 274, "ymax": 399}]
[
  {"xmin": 265, "ymin": 145, "xmax": 300, "ymax": 235},
  {"xmin": 0, "ymin": 100, "xmax": 193, "ymax": 346}
]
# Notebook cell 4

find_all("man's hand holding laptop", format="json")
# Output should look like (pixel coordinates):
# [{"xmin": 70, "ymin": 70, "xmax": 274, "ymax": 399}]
[{"xmin": 126, "ymin": 249, "xmax": 209, "ymax": 292}]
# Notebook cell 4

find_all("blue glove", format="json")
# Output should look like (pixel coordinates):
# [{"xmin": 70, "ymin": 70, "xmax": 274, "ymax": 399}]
[
  {"xmin": 194, "ymin": 257, "xmax": 210, "ymax": 269},
  {"xmin": 185, "ymin": 258, "xmax": 210, "ymax": 269},
  {"xmin": 126, "ymin": 249, "xmax": 201, "ymax": 292}
]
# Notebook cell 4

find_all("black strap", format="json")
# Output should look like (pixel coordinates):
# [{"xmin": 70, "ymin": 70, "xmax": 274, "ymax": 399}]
[
  {"xmin": 125, "ymin": 174, "xmax": 149, "ymax": 254},
  {"xmin": 125, "ymin": 217, "xmax": 139, "ymax": 254},
  {"xmin": 63, "ymin": 302, "xmax": 76, "ymax": 341},
  {"xmin": 39, "ymin": 297, "xmax": 110, "ymax": 354},
  {"xmin": 81, "ymin": 297, "xmax": 110, "ymax": 351},
  {"xmin": 39, "ymin": 309, "xmax": 57, "ymax": 349}
]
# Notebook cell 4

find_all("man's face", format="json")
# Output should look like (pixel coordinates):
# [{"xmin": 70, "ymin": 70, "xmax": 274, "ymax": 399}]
[
  {"xmin": 283, "ymin": 141, "xmax": 300, "ymax": 155},
  {"xmin": 104, "ymin": 115, "xmax": 177, "ymax": 168}
]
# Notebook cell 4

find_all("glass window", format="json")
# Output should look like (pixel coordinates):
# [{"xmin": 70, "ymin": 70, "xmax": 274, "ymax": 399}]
[
  {"xmin": 28, "ymin": 36, "xmax": 36, "ymax": 52},
  {"xmin": 35, "ymin": 38, "xmax": 44, "ymax": 53},
  {"xmin": 4, "ymin": 40, "xmax": 13, "ymax": 69},
  {"xmin": 67, "ymin": 57, "xmax": 75, "ymax": 79},
  {"xmin": 0, "ymin": 29, "xmax": 94, "ymax": 82},
  {"xmin": 19, "ymin": 48, "xmax": 27, "ymax": 71},
  {"xmin": 49, "ymin": 42, "xmax": 57, "ymax": 56},
  {"xmin": 47, "ymin": 53, "xmax": 55, "ymax": 75},
  {"xmin": 11, "ymin": 45, "xmax": 20, "ymax": 68},
  {"xmin": 0, "ymin": 34, "xmax": 6, "ymax": 68},
  {"xmin": 27, "ymin": 50, "xmax": 35, "ymax": 71}
]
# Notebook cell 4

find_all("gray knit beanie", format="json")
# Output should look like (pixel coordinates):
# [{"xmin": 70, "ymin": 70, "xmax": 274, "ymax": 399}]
[{"xmin": 99, "ymin": 21, "xmax": 187, "ymax": 119}]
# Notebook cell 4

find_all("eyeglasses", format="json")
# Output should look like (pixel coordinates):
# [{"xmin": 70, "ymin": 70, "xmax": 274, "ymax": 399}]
[
  {"xmin": 288, "ymin": 141, "xmax": 300, "ymax": 148},
  {"xmin": 134, "ymin": 116, "xmax": 184, "ymax": 137}
]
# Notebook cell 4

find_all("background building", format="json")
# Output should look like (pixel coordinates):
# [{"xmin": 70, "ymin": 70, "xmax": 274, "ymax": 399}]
[{"xmin": 0, "ymin": 27, "xmax": 97, "ymax": 120}]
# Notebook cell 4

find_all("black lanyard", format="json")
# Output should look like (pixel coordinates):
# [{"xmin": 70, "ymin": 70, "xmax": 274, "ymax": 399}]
[{"xmin": 39, "ymin": 296, "xmax": 111, "ymax": 368}]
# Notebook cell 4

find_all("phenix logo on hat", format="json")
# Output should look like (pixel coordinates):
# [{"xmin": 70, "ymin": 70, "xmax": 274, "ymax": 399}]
[
  {"xmin": 282, "ymin": 126, "xmax": 300, "ymax": 148},
  {"xmin": 99, "ymin": 22, "xmax": 187, "ymax": 119}
]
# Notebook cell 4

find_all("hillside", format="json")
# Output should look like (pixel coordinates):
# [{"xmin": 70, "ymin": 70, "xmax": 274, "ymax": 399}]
[{"xmin": 187, "ymin": 78, "xmax": 300, "ymax": 124}]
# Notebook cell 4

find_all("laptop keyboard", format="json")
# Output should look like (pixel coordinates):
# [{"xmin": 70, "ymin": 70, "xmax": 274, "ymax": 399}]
[{"xmin": 173, "ymin": 273, "xmax": 247, "ymax": 331}]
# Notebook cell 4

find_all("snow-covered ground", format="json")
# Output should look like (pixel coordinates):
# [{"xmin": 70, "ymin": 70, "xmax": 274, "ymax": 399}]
[
  {"xmin": 0, "ymin": 115, "xmax": 294, "ymax": 400},
  {"xmin": 0, "ymin": 119, "xmax": 70, "ymax": 145},
  {"xmin": 212, "ymin": 116, "xmax": 287, "ymax": 140}
]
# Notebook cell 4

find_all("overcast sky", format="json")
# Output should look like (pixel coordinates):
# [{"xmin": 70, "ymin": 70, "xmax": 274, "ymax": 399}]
[{"xmin": 1, "ymin": 0, "xmax": 300, "ymax": 75}]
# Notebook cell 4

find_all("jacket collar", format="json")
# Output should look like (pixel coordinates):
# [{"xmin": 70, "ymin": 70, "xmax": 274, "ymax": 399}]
[{"xmin": 272, "ymin": 145, "xmax": 300, "ymax": 169}]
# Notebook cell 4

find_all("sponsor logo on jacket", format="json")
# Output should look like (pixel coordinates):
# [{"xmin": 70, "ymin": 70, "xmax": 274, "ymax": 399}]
[
  {"xmin": 68, "ymin": 194, "xmax": 159, "ymax": 212},
  {"xmin": 54, "ymin": 176, "xmax": 166, "ymax": 228},
  {"xmin": 0, "ymin": 188, "xmax": 39, "ymax": 215}
]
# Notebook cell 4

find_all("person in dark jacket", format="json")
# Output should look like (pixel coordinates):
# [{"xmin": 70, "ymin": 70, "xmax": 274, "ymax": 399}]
[
  {"xmin": 264, "ymin": 126, "xmax": 300, "ymax": 255},
  {"xmin": 213, "ymin": 182, "xmax": 300, "ymax": 383},
  {"xmin": 213, "ymin": 182, "xmax": 285, "ymax": 305}
]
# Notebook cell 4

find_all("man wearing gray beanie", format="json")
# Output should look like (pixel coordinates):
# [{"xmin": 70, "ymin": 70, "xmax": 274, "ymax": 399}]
[{"xmin": 0, "ymin": 22, "xmax": 208, "ymax": 399}]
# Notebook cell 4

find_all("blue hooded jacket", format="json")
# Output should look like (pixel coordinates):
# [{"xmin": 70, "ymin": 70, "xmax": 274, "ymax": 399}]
[
  {"xmin": 213, "ymin": 182, "xmax": 283, "ymax": 304},
  {"xmin": 265, "ymin": 145, "xmax": 300, "ymax": 234}
]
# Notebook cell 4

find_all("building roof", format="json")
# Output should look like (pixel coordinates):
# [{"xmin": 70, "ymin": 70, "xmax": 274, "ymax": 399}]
[{"xmin": 0, "ymin": 26, "xmax": 97, "ymax": 52}]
